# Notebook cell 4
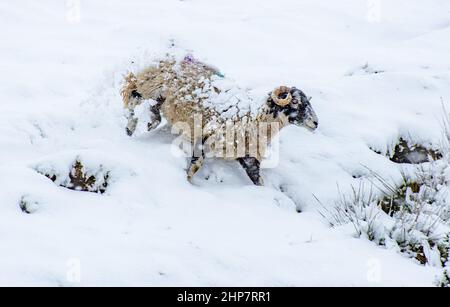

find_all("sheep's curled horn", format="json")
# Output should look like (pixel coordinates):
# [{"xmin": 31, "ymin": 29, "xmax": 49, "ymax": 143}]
[{"xmin": 271, "ymin": 86, "xmax": 292, "ymax": 107}]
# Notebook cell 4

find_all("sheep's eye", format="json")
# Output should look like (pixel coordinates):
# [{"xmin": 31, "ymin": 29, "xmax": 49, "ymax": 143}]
[
  {"xmin": 131, "ymin": 90, "xmax": 142, "ymax": 99},
  {"xmin": 278, "ymin": 92, "xmax": 289, "ymax": 100}
]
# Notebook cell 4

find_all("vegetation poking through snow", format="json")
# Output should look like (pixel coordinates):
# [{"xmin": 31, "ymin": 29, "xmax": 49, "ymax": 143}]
[
  {"xmin": 323, "ymin": 109, "xmax": 450, "ymax": 273},
  {"xmin": 68, "ymin": 161, "xmax": 109, "ymax": 194},
  {"xmin": 19, "ymin": 195, "xmax": 40, "ymax": 214},
  {"xmin": 36, "ymin": 160, "xmax": 110, "ymax": 194},
  {"xmin": 318, "ymin": 183, "xmax": 382, "ymax": 241},
  {"xmin": 389, "ymin": 138, "xmax": 442, "ymax": 164},
  {"xmin": 438, "ymin": 259, "xmax": 450, "ymax": 287},
  {"xmin": 371, "ymin": 138, "xmax": 442, "ymax": 165},
  {"xmin": 321, "ymin": 159, "xmax": 450, "ymax": 267}
]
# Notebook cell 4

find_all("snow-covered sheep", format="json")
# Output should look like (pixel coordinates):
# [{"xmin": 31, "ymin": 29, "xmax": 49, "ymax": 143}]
[{"xmin": 121, "ymin": 55, "xmax": 318, "ymax": 185}]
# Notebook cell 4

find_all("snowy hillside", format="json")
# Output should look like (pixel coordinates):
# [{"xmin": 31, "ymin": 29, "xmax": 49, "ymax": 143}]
[{"xmin": 1, "ymin": 0, "xmax": 450, "ymax": 286}]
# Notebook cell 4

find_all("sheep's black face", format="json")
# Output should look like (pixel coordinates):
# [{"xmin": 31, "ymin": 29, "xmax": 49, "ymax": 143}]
[
  {"xmin": 287, "ymin": 88, "xmax": 319, "ymax": 131},
  {"xmin": 269, "ymin": 86, "xmax": 318, "ymax": 131}
]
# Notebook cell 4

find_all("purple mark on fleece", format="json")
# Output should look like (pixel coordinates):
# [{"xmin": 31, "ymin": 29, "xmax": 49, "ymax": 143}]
[
  {"xmin": 183, "ymin": 54, "xmax": 196, "ymax": 64},
  {"xmin": 183, "ymin": 54, "xmax": 225, "ymax": 78}
]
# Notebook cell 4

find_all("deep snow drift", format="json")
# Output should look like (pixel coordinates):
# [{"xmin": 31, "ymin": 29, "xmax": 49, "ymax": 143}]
[{"xmin": 0, "ymin": 0, "xmax": 449, "ymax": 286}]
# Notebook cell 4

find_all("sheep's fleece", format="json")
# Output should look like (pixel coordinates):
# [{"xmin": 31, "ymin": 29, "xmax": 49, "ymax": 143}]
[{"xmin": 122, "ymin": 54, "xmax": 276, "ymax": 154}]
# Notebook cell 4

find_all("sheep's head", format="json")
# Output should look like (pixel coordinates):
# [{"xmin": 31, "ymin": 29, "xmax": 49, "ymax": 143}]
[{"xmin": 269, "ymin": 86, "xmax": 318, "ymax": 131}]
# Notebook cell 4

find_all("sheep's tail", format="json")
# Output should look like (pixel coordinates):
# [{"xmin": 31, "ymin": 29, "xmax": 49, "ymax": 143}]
[{"xmin": 121, "ymin": 72, "xmax": 138, "ymax": 108}]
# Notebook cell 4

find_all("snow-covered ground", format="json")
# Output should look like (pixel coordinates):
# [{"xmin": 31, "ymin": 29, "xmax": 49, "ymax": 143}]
[{"xmin": 1, "ymin": 0, "xmax": 449, "ymax": 286}]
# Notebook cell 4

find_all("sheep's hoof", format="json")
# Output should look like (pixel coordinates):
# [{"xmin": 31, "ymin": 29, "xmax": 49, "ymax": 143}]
[
  {"xmin": 126, "ymin": 127, "xmax": 134, "ymax": 136},
  {"xmin": 187, "ymin": 175, "xmax": 194, "ymax": 184},
  {"xmin": 254, "ymin": 177, "xmax": 264, "ymax": 186}
]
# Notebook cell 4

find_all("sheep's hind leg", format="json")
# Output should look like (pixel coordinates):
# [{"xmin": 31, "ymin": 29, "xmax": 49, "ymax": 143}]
[
  {"xmin": 238, "ymin": 157, "xmax": 264, "ymax": 186},
  {"xmin": 125, "ymin": 95, "xmax": 164, "ymax": 136},
  {"xmin": 147, "ymin": 98, "xmax": 164, "ymax": 131},
  {"xmin": 187, "ymin": 139, "xmax": 206, "ymax": 183}
]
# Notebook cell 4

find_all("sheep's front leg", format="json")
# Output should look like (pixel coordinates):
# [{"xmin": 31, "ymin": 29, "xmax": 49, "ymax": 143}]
[
  {"xmin": 238, "ymin": 157, "xmax": 264, "ymax": 186},
  {"xmin": 187, "ymin": 139, "xmax": 205, "ymax": 182},
  {"xmin": 147, "ymin": 102, "xmax": 162, "ymax": 131}
]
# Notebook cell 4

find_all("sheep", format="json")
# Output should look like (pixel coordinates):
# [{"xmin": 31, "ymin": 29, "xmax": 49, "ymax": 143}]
[{"xmin": 121, "ymin": 54, "xmax": 318, "ymax": 185}]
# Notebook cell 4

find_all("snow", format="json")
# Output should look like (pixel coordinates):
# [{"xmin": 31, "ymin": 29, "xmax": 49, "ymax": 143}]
[{"xmin": 1, "ymin": 0, "xmax": 449, "ymax": 286}]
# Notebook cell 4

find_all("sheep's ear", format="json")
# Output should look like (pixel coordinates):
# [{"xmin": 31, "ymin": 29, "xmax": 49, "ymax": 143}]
[
  {"xmin": 308, "ymin": 96, "xmax": 313, "ymax": 101},
  {"xmin": 271, "ymin": 86, "xmax": 292, "ymax": 107}
]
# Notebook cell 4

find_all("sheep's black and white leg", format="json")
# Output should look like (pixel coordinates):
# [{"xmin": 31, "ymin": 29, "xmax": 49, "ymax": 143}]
[
  {"xmin": 238, "ymin": 157, "xmax": 264, "ymax": 186},
  {"xmin": 187, "ymin": 139, "xmax": 205, "ymax": 183},
  {"xmin": 126, "ymin": 110, "xmax": 139, "ymax": 136},
  {"xmin": 125, "ymin": 93, "xmax": 164, "ymax": 136},
  {"xmin": 147, "ymin": 99, "xmax": 163, "ymax": 131},
  {"xmin": 125, "ymin": 91, "xmax": 143, "ymax": 136}
]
